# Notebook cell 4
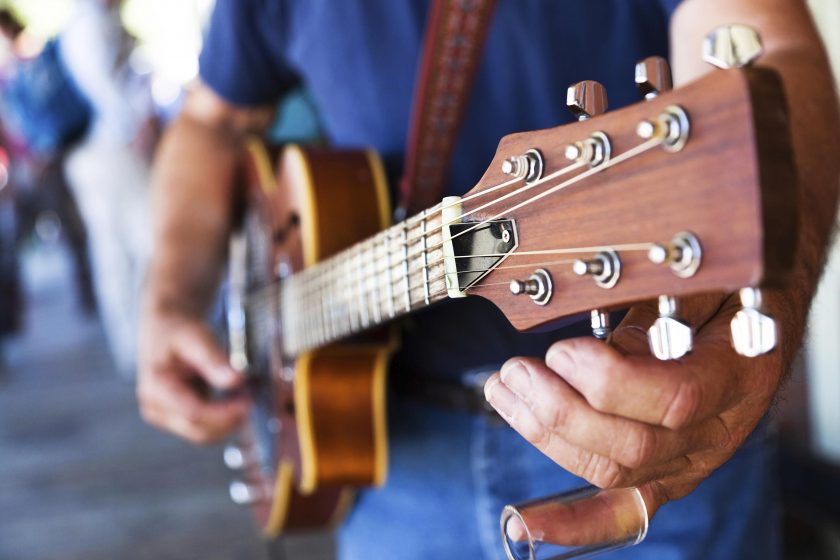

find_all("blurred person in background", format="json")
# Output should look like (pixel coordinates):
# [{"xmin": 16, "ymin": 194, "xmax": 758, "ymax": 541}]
[
  {"xmin": 138, "ymin": 1, "xmax": 840, "ymax": 559},
  {"xmin": 60, "ymin": 0, "xmax": 157, "ymax": 378},
  {"xmin": 0, "ymin": 7, "xmax": 96, "ymax": 369}
]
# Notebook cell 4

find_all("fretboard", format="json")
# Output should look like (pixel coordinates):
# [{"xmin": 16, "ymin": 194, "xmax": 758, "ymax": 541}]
[{"xmin": 278, "ymin": 205, "xmax": 450, "ymax": 355}]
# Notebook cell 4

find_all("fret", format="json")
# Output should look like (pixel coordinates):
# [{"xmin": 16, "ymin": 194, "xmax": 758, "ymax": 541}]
[
  {"xmin": 343, "ymin": 249, "xmax": 361, "ymax": 332},
  {"xmin": 368, "ymin": 241, "xmax": 381, "ymax": 324},
  {"xmin": 401, "ymin": 222, "xmax": 411, "ymax": 312},
  {"xmin": 324, "ymin": 261, "xmax": 335, "ymax": 341},
  {"xmin": 420, "ymin": 210, "xmax": 431, "ymax": 306},
  {"xmin": 384, "ymin": 232, "xmax": 396, "ymax": 318},
  {"xmin": 357, "ymin": 245, "xmax": 370, "ymax": 329}
]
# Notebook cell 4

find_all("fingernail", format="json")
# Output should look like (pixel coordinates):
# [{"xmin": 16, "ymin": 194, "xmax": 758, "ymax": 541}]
[
  {"xmin": 484, "ymin": 374, "xmax": 518, "ymax": 420},
  {"xmin": 500, "ymin": 361, "xmax": 531, "ymax": 397}
]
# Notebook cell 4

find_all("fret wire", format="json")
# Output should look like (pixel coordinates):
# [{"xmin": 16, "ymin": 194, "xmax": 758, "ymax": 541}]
[
  {"xmin": 369, "ymin": 241, "xmax": 382, "ymax": 324},
  {"xmin": 420, "ymin": 210, "xmax": 431, "ymax": 305},
  {"xmin": 384, "ymin": 232, "xmax": 396, "ymax": 318},
  {"xmin": 401, "ymin": 222, "xmax": 411, "ymax": 313},
  {"xmin": 353, "ymin": 246, "xmax": 365, "ymax": 330}
]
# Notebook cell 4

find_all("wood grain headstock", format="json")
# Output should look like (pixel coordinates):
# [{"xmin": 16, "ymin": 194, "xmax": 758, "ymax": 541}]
[{"xmin": 461, "ymin": 67, "xmax": 796, "ymax": 335}]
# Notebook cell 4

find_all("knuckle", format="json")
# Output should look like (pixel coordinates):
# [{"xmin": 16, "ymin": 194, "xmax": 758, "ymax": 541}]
[
  {"xmin": 518, "ymin": 413, "xmax": 552, "ymax": 449},
  {"xmin": 585, "ymin": 454, "xmax": 624, "ymax": 489},
  {"xmin": 181, "ymin": 403, "xmax": 203, "ymax": 425},
  {"xmin": 662, "ymin": 376, "xmax": 701, "ymax": 429},
  {"xmin": 585, "ymin": 375, "xmax": 614, "ymax": 412},
  {"xmin": 618, "ymin": 426, "xmax": 656, "ymax": 469}
]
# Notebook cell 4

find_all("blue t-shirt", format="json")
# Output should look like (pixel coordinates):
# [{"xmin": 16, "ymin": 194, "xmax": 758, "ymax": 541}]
[{"xmin": 200, "ymin": 0, "xmax": 684, "ymax": 377}]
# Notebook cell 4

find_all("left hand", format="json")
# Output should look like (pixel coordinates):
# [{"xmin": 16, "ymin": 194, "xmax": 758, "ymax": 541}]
[{"xmin": 483, "ymin": 293, "xmax": 785, "ymax": 517}]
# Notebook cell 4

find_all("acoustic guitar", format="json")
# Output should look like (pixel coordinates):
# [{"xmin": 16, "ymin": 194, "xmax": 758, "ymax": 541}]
[{"xmin": 220, "ymin": 58, "xmax": 796, "ymax": 537}]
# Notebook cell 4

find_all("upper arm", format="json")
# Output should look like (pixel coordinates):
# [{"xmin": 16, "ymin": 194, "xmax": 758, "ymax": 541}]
[{"xmin": 180, "ymin": 82, "xmax": 277, "ymax": 139}]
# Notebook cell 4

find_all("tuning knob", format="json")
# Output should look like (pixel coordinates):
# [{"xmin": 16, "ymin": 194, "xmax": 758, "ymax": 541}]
[
  {"xmin": 635, "ymin": 56, "xmax": 673, "ymax": 100},
  {"xmin": 590, "ymin": 310, "xmax": 611, "ymax": 340},
  {"xmin": 223, "ymin": 445, "xmax": 246, "ymax": 470},
  {"xmin": 567, "ymin": 80, "xmax": 608, "ymax": 121},
  {"xmin": 510, "ymin": 269, "xmax": 553, "ymax": 306},
  {"xmin": 730, "ymin": 288, "xmax": 777, "ymax": 357},
  {"xmin": 703, "ymin": 24, "xmax": 764, "ymax": 70},
  {"xmin": 648, "ymin": 296, "xmax": 693, "ymax": 360},
  {"xmin": 229, "ymin": 480, "xmax": 266, "ymax": 506}
]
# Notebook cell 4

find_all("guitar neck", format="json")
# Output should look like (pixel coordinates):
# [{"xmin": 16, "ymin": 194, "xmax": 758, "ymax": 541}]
[{"xmin": 278, "ymin": 204, "xmax": 451, "ymax": 355}]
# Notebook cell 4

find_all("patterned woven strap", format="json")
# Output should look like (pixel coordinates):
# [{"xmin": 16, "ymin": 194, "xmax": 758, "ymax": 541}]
[{"xmin": 399, "ymin": 0, "xmax": 497, "ymax": 215}]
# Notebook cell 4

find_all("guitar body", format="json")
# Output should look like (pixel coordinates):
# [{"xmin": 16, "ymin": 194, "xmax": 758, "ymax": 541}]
[{"xmin": 232, "ymin": 142, "xmax": 393, "ymax": 536}]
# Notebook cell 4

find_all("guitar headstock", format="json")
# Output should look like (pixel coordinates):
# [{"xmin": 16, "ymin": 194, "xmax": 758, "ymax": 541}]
[{"xmin": 447, "ymin": 27, "xmax": 797, "ymax": 360}]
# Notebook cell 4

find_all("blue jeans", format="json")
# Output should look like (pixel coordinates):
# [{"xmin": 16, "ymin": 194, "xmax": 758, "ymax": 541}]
[{"xmin": 339, "ymin": 398, "xmax": 780, "ymax": 560}]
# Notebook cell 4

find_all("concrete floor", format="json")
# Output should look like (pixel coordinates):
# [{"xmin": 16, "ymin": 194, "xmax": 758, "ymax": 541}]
[{"xmin": 0, "ymin": 243, "xmax": 331, "ymax": 560}]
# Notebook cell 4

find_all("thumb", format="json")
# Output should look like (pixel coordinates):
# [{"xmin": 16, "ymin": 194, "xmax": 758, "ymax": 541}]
[{"xmin": 171, "ymin": 322, "xmax": 243, "ymax": 390}]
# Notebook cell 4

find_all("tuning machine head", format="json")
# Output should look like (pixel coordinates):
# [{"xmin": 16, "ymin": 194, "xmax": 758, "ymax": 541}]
[
  {"xmin": 567, "ymin": 80, "xmax": 608, "ymax": 121},
  {"xmin": 730, "ymin": 288, "xmax": 777, "ymax": 357},
  {"xmin": 703, "ymin": 24, "xmax": 764, "ymax": 70},
  {"xmin": 648, "ymin": 296, "xmax": 693, "ymax": 361},
  {"xmin": 635, "ymin": 56, "xmax": 673, "ymax": 100}
]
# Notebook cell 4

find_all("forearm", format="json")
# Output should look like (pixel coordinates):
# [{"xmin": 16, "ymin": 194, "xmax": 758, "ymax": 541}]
[
  {"xmin": 144, "ymin": 113, "xmax": 241, "ymax": 318},
  {"xmin": 672, "ymin": 0, "xmax": 840, "ymax": 366}
]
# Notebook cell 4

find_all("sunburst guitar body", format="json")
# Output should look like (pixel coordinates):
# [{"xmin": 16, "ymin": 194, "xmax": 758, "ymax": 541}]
[{"xmin": 226, "ymin": 143, "xmax": 393, "ymax": 535}]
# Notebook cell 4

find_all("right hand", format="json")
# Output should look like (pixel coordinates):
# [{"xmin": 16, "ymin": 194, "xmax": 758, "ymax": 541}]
[{"xmin": 137, "ymin": 310, "xmax": 249, "ymax": 445}]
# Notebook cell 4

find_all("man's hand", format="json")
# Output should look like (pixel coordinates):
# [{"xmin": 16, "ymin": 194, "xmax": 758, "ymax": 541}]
[
  {"xmin": 137, "ymin": 85, "xmax": 276, "ymax": 444},
  {"xmin": 484, "ymin": 294, "xmax": 784, "ymax": 517},
  {"xmin": 137, "ymin": 309, "xmax": 249, "ymax": 445}
]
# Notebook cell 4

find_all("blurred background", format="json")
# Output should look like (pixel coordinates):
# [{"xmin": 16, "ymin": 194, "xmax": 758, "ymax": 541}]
[{"xmin": 0, "ymin": 1, "xmax": 838, "ymax": 559}]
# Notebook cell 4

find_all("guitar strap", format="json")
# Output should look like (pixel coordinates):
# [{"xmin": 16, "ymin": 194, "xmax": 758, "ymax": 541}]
[{"xmin": 398, "ymin": 0, "xmax": 497, "ymax": 216}]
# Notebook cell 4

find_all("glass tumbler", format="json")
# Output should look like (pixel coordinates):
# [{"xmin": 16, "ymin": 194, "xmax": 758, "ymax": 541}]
[{"xmin": 500, "ymin": 486, "xmax": 649, "ymax": 560}]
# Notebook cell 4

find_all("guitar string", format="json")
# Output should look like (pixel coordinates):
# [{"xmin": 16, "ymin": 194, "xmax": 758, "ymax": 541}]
[
  {"xmin": 271, "ymin": 132, "xmax": 665, "ymax": 319},
  {"xmin": 289, "ymin": 158, "xmax": 585, "ymax": 289},
  {"xmin": 272, "ymin": 241, "xmax": 658, "ymax": 350},
  {"xmin": 287, "ymin": 131, "xmax": 664, "ymax": 306},
  {"xmin": 254, "ymin": 132, "xmax": 668, "ymax": 347},
  {"xmin": 245, "ymin": 243, "xmax": 657, "ymax": 307}
]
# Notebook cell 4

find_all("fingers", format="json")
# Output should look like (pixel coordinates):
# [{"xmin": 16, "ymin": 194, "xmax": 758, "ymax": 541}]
[
  {"xmin": 138, "ymin": 367, "xmax": 249, "ymax": 445},
  {"xmin": 544, "ymin": 334, "xmax": 740, "ymax": 430},
  {"xmin": 484, "ymin": 372, "xmax": 691, "ymax": 489},
  {"xmin": 494, "ymin": 358, "xmax": 731, "ymax": 470},
  {"xmin": 170, "ymin": 321, "xmax": 243, "ymax": 390},
  {"xmin": 138, "ymin": 316, "xmax": 249, "ymax": 444}
]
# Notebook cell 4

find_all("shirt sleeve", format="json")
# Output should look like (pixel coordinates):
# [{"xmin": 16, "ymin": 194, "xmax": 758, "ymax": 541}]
[
  {"xmin": 658, "ymin": 0, "xmax": 683, "ymax": 19},
  {"xmin": 198, "ymin": 0, "xmax": 300, "ymax": 107}
]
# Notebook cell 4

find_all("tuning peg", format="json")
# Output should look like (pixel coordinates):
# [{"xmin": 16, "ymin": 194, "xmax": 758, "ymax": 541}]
[
  {"xmin": 573, "ymin": 250, "xmax": 621, "ymax": 289},
  {"xmin": 648, "ymin": 232, "xmax": 702, "ymax": 278},
  {"xmin": 567, "ymin": 80, "xmax": 608, "ymax": 121},
  {"xmin": 590, "ymin": 310, "xmax": 611, "ymax": 340},
  {"xmin": 229, "ymin": 480, "xmax": 267, "ymax": 506},
  {"xmin": 223, "ymin": 445, "xmax": 250, "ymax": 470},
  {"xmin": 703, "ymin": 24, "xmax": 764, "ymax": 70},
  {"xmin": 509, "ymin": 268, "xmax": 553, "ymax": 306},
  {"xmin": 730, "ymin": 288, "xmax": 777, "ymax": 357},
  {"xmin": 635, "ymin": 56, "xmax": 673, "ymax": 100},
  {"xmin": 648, "ymin": 296, "xmax": 693, "ymax": 360}
]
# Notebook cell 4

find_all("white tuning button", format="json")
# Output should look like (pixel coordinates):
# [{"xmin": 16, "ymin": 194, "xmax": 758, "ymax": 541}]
[
  {"xmin": 590, "ymin": 310, "xmax": 611, "ymax": 340},
  {"xmin": 229, "ymin": 480, "xmax": 266, "ymax": 506},
  {"xmin": 703, "ymin": 24, "xmax": 764, "ymax": 70},
  {"xmin": 223, "ymin": 445, "xmax": 246, "ymax": 470},
  {"xmin": 648, "ymin": 295, "xmax": 693, "ymax": 361},
  {"xmin": 635, "ymin": 56, "xmax": 673, "ymax": 100},
  {"xmin": 730, "ymin": 288, "xmax": 777, "ymax": 357}
]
